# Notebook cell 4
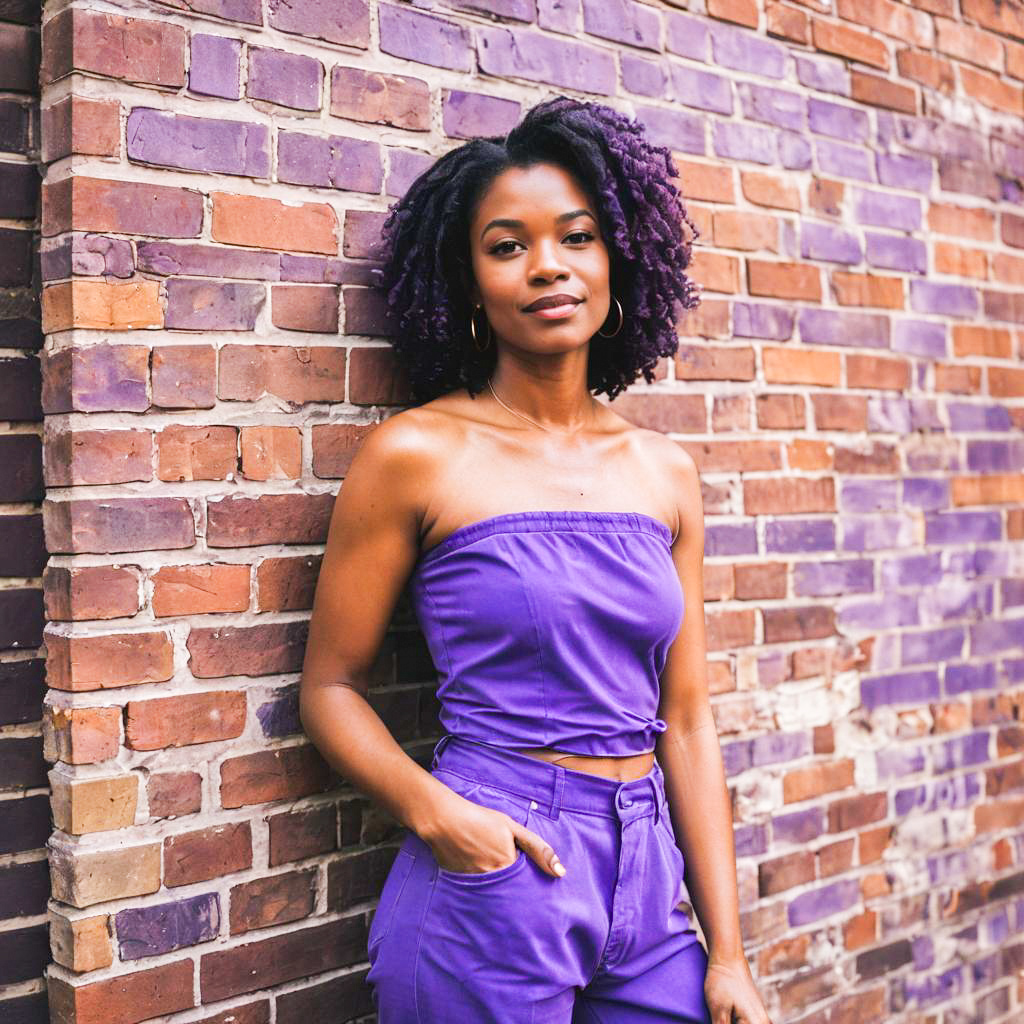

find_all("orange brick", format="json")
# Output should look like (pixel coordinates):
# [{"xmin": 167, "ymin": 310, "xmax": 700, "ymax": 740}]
[
  {"xmin": 748, "ymin": 260, "xmax": 822, "ymax": 300},
  {"xmin": 952, "ymin": 473, "xmax": 1024, "ymax": 505},
  {"xmin": 935, "ymin": 241, "xmax": 988, "ymax": 278},
  {"xmin": 212, "ymin": 192, "xmax": 338, "ymax": 255},
  {"xmin": 1008, "ymin": 38, "xmax": 1024, "ymax": 80},
  {"xmin": 220, "ymin": 746, "xmax": 332, "ymax": 809},
  {"xmin": 809, "ymin": 178, "xmax": 844, "ymax": 217},
  {"xmin": 678, "ymin": 298, "xmax": 731, "ymax": 340},
  {"xmin": 676, "ymin": 344, "xmax": 756, "ymax": 381},
  {"xmin": 270, "ymin": 285, "xmax": 340, "ymax": 333},
  {"xmin": 218, "ymin": 345, "xmax": 345, "ymax": 404},
  {"xmin": 831, "ymin": 272, "xmax": 904, "ymax": 307},
  {"xmin": 256, "ymin": 555, "xmax": 322, "ymax": 611},
  {"xmin": 43, "ymin": 565, "xmax": 142, "ymax": 621},
  {"xmin": 240, "ymin": 426, "xmax": 302, "ymax": 481},
  {"xmin": 125, "ymin": 691, "xmax": 247, "ymax": 750},
  {"xmin": 676, "ymin": 159, "xmax": 735, "ymax": 203},
  {"xmin": 43, "ymin": 706, "xmax": 122, "ymax": 765},
  {"xmin": 51, "ymin": 774, "xmax": 139, "ymax": 835},
  {"xmin": 47, "ymin": 631, "xmax": 174, "ymax": 692},
  {"xmin": 935, "ymin": 15, "xmax": 1005, "ymax": 68},
  {"xmin": 846, "ymin": 353, "xmax": 911, "ymax": 390},
  {"xmin": 42, "ymin": 95, "xmax": 121, "ymax": 162},
  {"xmin": 836, "ymin": 0, "xmax": 932, "ymax": 45},
  {"xmin": 812, "ymin": 19, "xmax": 890, "ymax": 69},
  {"xmin": 767, "ymin": 2, "xmax": 809, "ymax": 42},
  {"xmin": 48, "ymin": 842, "xmax": 161, "ymax": 909},
  {"xmin": 157, "ymin": 425, "xmax": 238, "ymax": 482},
  {"xmin": 928, "ymin": 201, "xmax": 995, "ymax": 240},
  {"xmin": 896, "ymin": 48, "xmax": 955, "ymax": 91},
  {"xmin": 151, "ymin": 563, "xmax": 251, "ymax": 617},
  {"xmin": 989, "ymin": 366, "xmax": 1024, "ymax": 397},
  {"xmin": 42, "ymin": 280, "xmax": 163, "ymax": 332},
  {"xmin": 960, "ymin": 65, "xmax": 1024, "ymax": 114},
  {"xmin": 744, "ymin": 476, "xmax": 836, "ymax": 515},
  {"xmin": 708, "ymin": 0, "xmax": 758, "ymax": 26},
  {"xmin": 953, "ymin": 325, "xmax": 1013, "ymax": 358},
  {"xmin": 48, "ymin": 961, "xmax": 194, "ymax": 1024},
  {"xmin": 713, "ymin": 210, "xmax": 780, "ymax": 252},
  {"xmin": 935, "ymin": 362, "xmax": 982, "ymax": 394},
  {"xmin": 993, "ymin": 251, "xmax": 1024, "ymax": 286},
  {"xmin": 49, "ymin": 913, "xmax": 113, "ymax": 973},
  {"xmin": 764, "ymin": 347, "xmax": 841, "ymax": 386},
  {"xmin": 850, "ymin": 70, "xmax": 917, "ymax": 112},
  {"xmin": 689, "ymin": 251, "xmax": 741, "ymax": 293},
  {"xmin": 741, "ymin": 170, "xmax": 801, "ymax": 211}
]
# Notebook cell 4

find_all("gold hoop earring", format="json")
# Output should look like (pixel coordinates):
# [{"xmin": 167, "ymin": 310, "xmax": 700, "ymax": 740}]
[
  {"xmin": 597, "ymin": 296, "xmax": 624, "ymax": 338},
  {"xmin": 470, "ymin": 304, "xmax": 492, "ymax": 351}
]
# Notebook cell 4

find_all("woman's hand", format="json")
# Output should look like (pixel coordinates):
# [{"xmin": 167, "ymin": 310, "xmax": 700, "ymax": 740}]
[
  {"xmin": 426, "ymin": 795, "xmax": 565, "ymax": 878},
  {"xmin": 704, "ymin": 955, "xmax": 773, "ymax": 1024}
]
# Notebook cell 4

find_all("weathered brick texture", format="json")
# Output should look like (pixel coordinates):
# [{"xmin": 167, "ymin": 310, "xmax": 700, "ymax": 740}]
[{"xmin": 33, "ymin": 0, "xmax": 1024, "ymax": 1022}]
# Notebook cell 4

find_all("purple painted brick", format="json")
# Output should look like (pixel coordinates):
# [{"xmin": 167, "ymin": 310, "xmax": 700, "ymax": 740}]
[
  {"xmin": 894, "ymin": 116, "xmax": 985, "ymax": 161},
  {"xmin": 671, "ymin": 66, "xmax": 732, "ymax": 115},
  {"xmin": 666, "ymin": 11, "xmax": 709, "ymax": 61},
  {"xmin": 182, "ymin": 0, "xmax": 261, "ymax": 23},
  {"xmin": 621, "ymin": 54, "xmax": 666, "ymax": 97},
  {"xmin": 788, "ymin": 878, "xmax": 860, "ymax": 926},
  {"xmin": 815, "ymin": 139, "xmax": 873, "ymax": 181},
  {"xmin": 779, "ymin": 132, "xmax": 812, "ymax": 170},
  {"xmin": 793, "ymin": 559, "xmax": 873, "ymax": 597},
  {"xmin": 257, "ymin": 685, "xmax": 301, "ymax": 737},
  {"xmin": 42, "ymin": 235, "xmax": 134, "ymax": 280},
  {"xmin": 248, "ymin": 47, "xmax": 323, "ymax": 111},
  {"xmin": 971, "ymin": 617, "xmax": 1024, "ymax": 655},
  {"xmin": 137, "ymin": 243, "xmax": 280, "ymax": 281},
  {"xmin": 165, "ymin": 280, "xmax": 265, "ymax": 331},
  {"xmin": 801, "ymin": 222, "xmax": 862, "ymax": 264},
  {"xmin": 795, "ymin": 55, "xmax": 849, "ymax": 95},
  {"xmin": 841, "ymin": 479, "xmax": 898, "ymax": 513},
  {"xmin": 882, "ymin": 552, "xmax": 942, "ymax": 589},
  {"xmin": 477, "ymin": 26, "xmax": 616, "ymax": 94},
  {"xmin": 189, "ymin": 34, "xmax": 241, "ymax": 100},
  {"xmin": 901, "ymin": 477, "xmax": 949, "ymax": 510},
  {"xmin": 902, "ymin": 965, "xmax": 965, "ymax": 1008},
  {"xmin": 876, "ymin": 152, "xmax": 933, "ymax": 193},
  {"xmin": 764, "ymin": 518, "xmax": 835, "ymax": 553},
  {"xmin": 635, "ymin": 104, "xmax": 705, "ymax": 156},
  {"xmin": 706, "ymin": 522, "xmax": 757, "ymax": 556},
  {"xmin": 861, "ymin": 669, "xmax": 940, "ymax": 710},
  {"xmin": 582, "ymin": 0, "xmax": 660, "ymax": 51},
  {"xmin": 910, "ymin": 281, "xmax": 979, "ymax": 317},
  {"xmin": 732, "ymin": 303, "xmax": 793, "ymax": 340},
  {"xmin": 876, "ymin": 745, "xmax": 925, "ymax": 779},
  {"xmin": 772, "ymin": 807, "xmax": 823, "ymax": 845},
  {"xmin": 934, "ymin": 731, "xmax": 990, "ymax": 773},
  {"xmin": 896, "ymin": 775, "xmax": 980, "ymax": 816},
  {"xmin": 900, "ymin": 626, "xmax": 965, "ymax": 666},
  {"xmin": 740, "ymin": 84, "xmax": 804, "ymax": 131},
  {"xmin": 713, "ymin": 121, "xmax": 776, "ymax": 164},
  {"xmin": 280, "ymin": 254, "xmax": 350, "ymax": 284},
  {"xmin": 70, "ymin": 346, "xmax": 149, "ymax": 413},
  {"xmin": 945, "ymin": 661, "xmax": 997, "ymax": 696},
  {"xmin": 127, "ymin": 108, "xmax": 270, "ymax": 178},
  {"xmin": 892, "ymin": 319, "xmax": 946, "ymax": 357},
  {"xmin": 927, "ymin": 851, "xmax": 968, "ymax": 886},
  {"xmin": 709, "ymin": 23, "xmax": 786, "ymax": 79},
  {"xmin": 798, "ymin": 309, "xmax": 889, "ymax": 348},
  {"xmin": 116, "ymin": 893, "xmax": 219, "ymax": 960},
  {"xmin": 966, "ymin": 439, "xmax": 1024, "ymax": 471},
  {"xmin": 808, "ymin": 98, "xmax": 868, "ymax": 142},
  {"xmin": 734, "ymin": 823, "xmax": 767, "ymax": 858},
  {"xmin": 950, "ymin": 403, "xmax": 1013, "ymax": 432},
  {"xmin": 840, "ymin": 592, "xmax": 919, "ymax": 629},
  {"xmin": 379, "ymin": 4, "xmax": 472, "ymax": 71},
  {"xmin": 909, "ymin": 397, "xmax": 942, "ymax": 431},
  {"xmin": 925, "ymin": 510, "xmax": 1002, "ymax": 545},
  {"xmin": 853, "ymin": 188, "xmax": 922, "ymax": 231},
  {"xmin": 865, "ymin": 233, "xmax": 927, "ymax": 273},
  {"xmin": 387, "ymin": 147, "xmax": 434, "ymax": 198},
  {"xmin": 722, "ymin": 740, "xmax": 751, "ymax": 776},
  {"xmin": 842, "ymin": 513, "xmax": 913, "ymax": 551},
  {"xmin": 443, "ymin": 90, "xmax": 520, "ymax": 139},
  {"xmin": 538, "ymin": 0, "xmax": 579, "ymax": 33},
  {"xmin": 867, "ymin": 396, "xmax": 912, "ymax": 433},
  {"xmin": 278, "ymin": 131, "xmax": 383, "ymax": 193},
  {"xmin": 268, "ymin": 0, "xmax": 371, "ymax": 47},
  {"xmin": 751, "ymin": 731, "xmax": 811, "ymax": 767},
  {"xmin": 451, "ymin": 0, "xmax": 535, "ymax": 19}
]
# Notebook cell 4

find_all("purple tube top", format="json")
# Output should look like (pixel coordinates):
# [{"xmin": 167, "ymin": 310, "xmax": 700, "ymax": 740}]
[{"xmin": 408, "ymin": 510, "xmax": 685, "ymax": 757}]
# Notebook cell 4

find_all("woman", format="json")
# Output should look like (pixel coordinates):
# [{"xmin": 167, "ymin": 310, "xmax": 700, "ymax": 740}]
[{"xmin": 300, "ymin": 97, "xmax": 772, "ymax": 1024}]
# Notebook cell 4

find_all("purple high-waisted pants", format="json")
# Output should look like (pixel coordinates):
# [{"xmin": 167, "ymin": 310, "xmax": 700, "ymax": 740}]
[{"xmin": 366, "ymin": 733, "xmax": 713, "ymax": 1023}]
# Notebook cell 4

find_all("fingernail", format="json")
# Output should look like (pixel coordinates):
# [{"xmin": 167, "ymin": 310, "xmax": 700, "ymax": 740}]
[{"xmin": 554, "ymin": 862, "xmax": 566, "ymax": 876}]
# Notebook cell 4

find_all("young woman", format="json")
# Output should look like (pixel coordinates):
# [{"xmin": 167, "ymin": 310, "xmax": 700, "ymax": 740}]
[{"xmin": 300, "ymin": 96, "xmax": 773, "ymax": 1024}]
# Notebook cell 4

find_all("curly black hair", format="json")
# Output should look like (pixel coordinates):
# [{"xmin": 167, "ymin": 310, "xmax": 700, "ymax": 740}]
[{"xmin": 370, "ymin": 95, "xmax": 701, "ymax": 404}]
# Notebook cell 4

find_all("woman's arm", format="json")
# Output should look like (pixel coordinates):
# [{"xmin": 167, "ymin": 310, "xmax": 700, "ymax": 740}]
[{"xmin": 299, "ymin": 414, "xmax": 461, "ymax": 841}]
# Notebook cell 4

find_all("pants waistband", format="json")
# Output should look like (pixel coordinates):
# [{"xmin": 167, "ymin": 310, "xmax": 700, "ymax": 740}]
[{"xmin": 430, "ymin": 733, "xmax": 666, "ymax": 823}]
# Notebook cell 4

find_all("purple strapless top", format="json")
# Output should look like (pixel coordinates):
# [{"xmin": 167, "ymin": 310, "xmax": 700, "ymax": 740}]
[{"xmin": 408, "ymin": 510, "xmax": 685, "ymax": 757}]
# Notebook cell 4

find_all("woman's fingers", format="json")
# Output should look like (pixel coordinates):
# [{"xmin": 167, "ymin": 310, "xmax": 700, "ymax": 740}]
[{"xmin": 513, "ymin": 825, "xmax": 566, "ymax": 878}]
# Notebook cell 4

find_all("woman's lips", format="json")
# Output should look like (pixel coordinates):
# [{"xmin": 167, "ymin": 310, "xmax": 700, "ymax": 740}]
[{"xmin": 525, "ymin": 301, "xmax": 581, "ymax": 319}]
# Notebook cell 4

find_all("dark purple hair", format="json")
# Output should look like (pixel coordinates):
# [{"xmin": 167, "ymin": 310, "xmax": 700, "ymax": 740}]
[{"xmin": 371, "ymin": 96, "xmax": 702, "ymax": 404}]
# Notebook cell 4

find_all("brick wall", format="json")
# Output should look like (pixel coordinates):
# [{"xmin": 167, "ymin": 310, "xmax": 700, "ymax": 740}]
[
  {"xmin": 0, "ymin": 3, "xmax": 48, "ymax": 1023},
  {"xmin": 35, "ymin": 0, "xmax": 1024, "ymax": 1023}
]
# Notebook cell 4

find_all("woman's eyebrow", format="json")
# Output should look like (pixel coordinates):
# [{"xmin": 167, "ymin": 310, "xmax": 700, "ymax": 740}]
[{"xmin": 479, "ymin": 209, "xmax": 596, "ymax": 240}]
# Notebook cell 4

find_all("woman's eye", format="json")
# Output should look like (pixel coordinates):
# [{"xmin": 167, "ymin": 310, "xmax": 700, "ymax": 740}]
[
  {"xmin": 565, "ymin": 231, "xmax": 593, "ymax": 244},
  {"xmin": 490, "ymin": 232, "xmax": 593, "ymax": 255}
]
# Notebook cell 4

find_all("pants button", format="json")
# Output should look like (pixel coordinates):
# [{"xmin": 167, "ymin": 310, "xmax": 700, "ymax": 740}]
[{"xmin": 530, "ymin": 800, "xmax": 538, "ymax": 810}]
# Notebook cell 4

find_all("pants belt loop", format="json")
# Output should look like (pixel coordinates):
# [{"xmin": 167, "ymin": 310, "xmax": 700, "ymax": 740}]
[
  {"xmin": 550, "ymin": 765, "xmax": 565, "ymax": 821},
  {"xmin": 648, "ymin": 775, "xmax": 660, "ymax": 826},
  {"xmin": 430, "ymin": 732, "xmax": 454, "ymax": 770}
]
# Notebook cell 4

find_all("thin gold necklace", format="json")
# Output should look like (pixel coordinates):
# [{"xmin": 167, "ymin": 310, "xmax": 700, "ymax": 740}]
[{"xmin": 487, "ymin": 377, "xmax": 596, "ymax": 435}]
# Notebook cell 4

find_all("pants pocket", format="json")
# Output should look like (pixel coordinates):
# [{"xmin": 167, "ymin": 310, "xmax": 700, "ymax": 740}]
[{"xmin": 367, "ymin": 847, "xmax": 415, "ymax": 959}]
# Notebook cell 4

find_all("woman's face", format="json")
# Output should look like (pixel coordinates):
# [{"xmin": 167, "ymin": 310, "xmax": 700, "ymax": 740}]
[{"xmin": 465, "ymin": 162, "xmax": 611, "ymax": 355}]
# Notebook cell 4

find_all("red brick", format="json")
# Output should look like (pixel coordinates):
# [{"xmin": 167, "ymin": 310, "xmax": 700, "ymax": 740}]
[
  {"xmin": 44, "ymin": 428, "xmax": 153, "ymax": 486},
  {"xmin": 152, "ymin": 563, "xmax": 251, "ymax": 617},
  {"xmin": 47, "ymin": 631, "xmax": 174, "ymax": 692},
  {"xmin": 220, "ymin": 745, "xmax": 333, "ymax": 809},
  {"xmin": 271, "ymin": 285, "xmax": 340, "ymax": 333},
  {"xmin": 896, "ymin": 47, "xmax": 955, "ymax": 91},
  {"xmin": 48, "ymin": 960, "xmax": 194, "ymax": 1024},
  {"xmin": 206, "ymin": 493, "xmax": 334, "ymax": 547},
  {"xmin": 256, "ymin": 556, "xmax": 323, "ymax": 612},
  {"xmin": 43, "ymin": 497, "xmax": 196, "ymax": 554},
  {"xmin": 42, "ymin": 279, "xmax": 164, "ymax": 332},
  {"xmin": 330, "ymin": 66, "xmax": 430, "ymax": 129},
  {"xmin": 347, "ymin": 345, "xmax": 411, "ymax": 405},
  {"xmin": 713, "ymin": 210, "xmax": 780, "ymax": 252},
  {"xmin": 744, "ymin": 476, "xmax": 835, "ymax": 515},
  {"xmin": 311, "ymin": 423, "xmax": 375, "ymax": 478},
  {"xmin": 741, "ymin": 170, "xmax": 801, "ymax": 211},
  {"xmin": 812, "ymin": 18, "xmax": 890, "ymax": 68},
  {"xmin": 836, "ymin": 0, "xmax": 932, "ymax": 45},
  {"xmin": 846, "ymin": 353, "xmax": 911, "ymax": 390},
  {"xmin": 759, "ymin": 851, "xmax": 816, "ymax": 895},
  {"xmin": 41, "ymin": 95, "xmax": 121, "ymax": 162},
  {"xmin": 126, "ymin": 691, "xmax": 247, "ymax": 751},
  {"xmin": 157, "ymin": 425, "xmax": 239, "ymax": 482},
  {"xmin": 240, "ymin": 426, "xmax": 302, "ymax": 480},
  {"xmin": 42, "ymin": 9, "xmax": 187, "ymax": 88},
  {"xmin": 151, "ymin": 345, "xmax": 217, "ymax": 409},
  {"xmin": 850, "ymin": 70, "xmax": 917, "ymax": 112},
  {"xmin": 929, "ymin": 201, "xmax": 995, "ymax": 240},
  {"xmin": 268, "ymin": 805, "xmax": 338, "ymax": 866},
  {"xmin": 43, "ymin": 565, "xmax": 141, "ymax": 621},
  {"xmin": 953, "ymin": 325, "xmax": 1014, "ymax": 358},
  {"xmin": 675, "ymin": 158, "xmax": 735, "ymax": 204},
  {"xmin": 229, "ymin": 868, "xmax": 317, "ymax": 934},
  {"xmin": 950, "ymin": 1, "xmax": 1019, "ymax": 51},
  {"xmin": 164, "ymin": 821, "xmax": 252, "ymax": 887},
  {"xmin": 831, "ymin": 272, "xmax": 904, "ymax": 308},
  {"xmin": 148, "ymin": 771, "xmax": 202, "ymax": 819},
  {"xmin": 748, "ymin": 260, "xmax": 822, "ymax": 300},
  {"xmin": 41, "ymin": 344, "xmax": 150, "ymax": 415},
  {"xmin": 766, "ymin": 2, "xmax": 809, "ymax": 41},
  {"xmin": 212, "ymin": 193, "xmax": 338, "ymax": 255},
  {"xmin": 43, "ymin": 706, "xmax": 122, "ymax": 765},
  {"xmin": 960, "ymin": 65, "xmax": 1024, "ymax": 114},
  {"xmin": 708, "ymin": 0, "xmax": 758, "ymax": 27},
  {"xmin": 187, "ymin": 620, "xmax": 309, "ymax": 678},
  {"xmin": 218, "ymin": 345, "xmax": 345, "ymax": 404},
  {"xmin": 194, "ymin": 1001, "xmax": 270, "ymax": 1024}
]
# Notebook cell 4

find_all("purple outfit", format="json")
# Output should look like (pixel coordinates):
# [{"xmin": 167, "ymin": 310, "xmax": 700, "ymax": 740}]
[{"xmin": 367, "ymin": 511, "xmax": 712, "ymax": 1022}]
